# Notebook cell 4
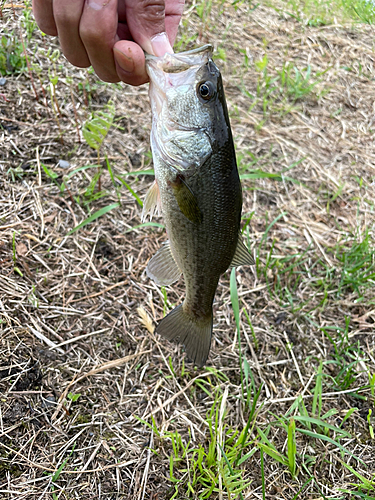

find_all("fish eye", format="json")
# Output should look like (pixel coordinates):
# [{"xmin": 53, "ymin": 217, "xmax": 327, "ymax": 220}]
[{"xmin": 198, "ymin": 81, "xmax": 215, "ymax": 101}]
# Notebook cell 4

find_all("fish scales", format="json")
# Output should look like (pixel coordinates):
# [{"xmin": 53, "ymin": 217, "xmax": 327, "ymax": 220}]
[{"xmin": 144, "ymin": 45, "xmax": 254, "ymax": 366}]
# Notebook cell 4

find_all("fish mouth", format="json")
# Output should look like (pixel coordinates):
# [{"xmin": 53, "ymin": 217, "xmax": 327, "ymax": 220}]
[{"xmin": 145, "ymin": 44, "xmax": 213, "ymax": 69}]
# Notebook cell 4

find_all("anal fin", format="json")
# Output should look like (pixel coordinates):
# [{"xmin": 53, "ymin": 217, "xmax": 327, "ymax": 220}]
[
  {"xmin": 156, "ymin": 304, "xmax": 212, "ymax": 367},
  {"xmin": 230, "ymin": 238, "xmax": 255, "ymax": 268},
  {"xmin": 146, "ymin": 241, "xmax": 181, "ymax": 286},
  {"xmin": 141, "ymin": 180, "xmax": 161, "ymax": 222}
]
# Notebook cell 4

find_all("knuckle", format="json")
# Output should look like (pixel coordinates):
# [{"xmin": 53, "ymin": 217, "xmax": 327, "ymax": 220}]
[
  {"xmin": 54, "ymin": 8, "xmax": 76, "ymax": 27},
  {"xmin": 138, "ymin": 0, "xmax": 165, "ymax": 20},
  {"xmin": 80, "ymin": 23, "xmax": 112, "ymax": 46}
]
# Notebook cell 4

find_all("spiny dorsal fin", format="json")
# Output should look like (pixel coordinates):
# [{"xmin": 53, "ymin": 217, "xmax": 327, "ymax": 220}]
[
  {"xmin": 170, "ymin": 175, "xmax": 202, "ymax": 224},
  {"xmin": 146, "ymin": 241, "xmax": 181, "ymax": 286},
  {"xmin": 156, "ymin": 304, "xmax": 212, "ymax": 367},
  {"xmin": 141, "ymin": 180, "xmax": 161, "ymax": 222},
  {"xmin": 230, "ymin": 237, "xmax": 255, "ymax": 268}
]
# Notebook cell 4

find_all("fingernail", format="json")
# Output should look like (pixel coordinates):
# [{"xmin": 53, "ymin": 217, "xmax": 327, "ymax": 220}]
[
  {"xmin": 114, "ymin": 48, "xmax": 134, "ymax": 74},
  {"xmin": 86, "ymin": 0, "xmax": 103, "ymax": 11},
  {"xmin": 151, "ymin": 32, "xmax": 173, "ymax": 57}
]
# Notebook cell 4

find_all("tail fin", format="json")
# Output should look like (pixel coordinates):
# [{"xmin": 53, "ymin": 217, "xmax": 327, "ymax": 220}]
[{"xmin": 156, "ymin": 305, "xmax": 212, "ymax": 367}]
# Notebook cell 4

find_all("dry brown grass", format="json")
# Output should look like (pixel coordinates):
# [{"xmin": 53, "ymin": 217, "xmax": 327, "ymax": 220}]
[{"xmin": 0, "ymin": 1, "xmax": 374, "ymax": 499}]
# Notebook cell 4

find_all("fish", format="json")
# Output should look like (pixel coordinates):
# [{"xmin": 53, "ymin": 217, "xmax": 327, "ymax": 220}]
[{"xmin": 142, "ymin": 45, "xmax": 254, "ymax": 367}]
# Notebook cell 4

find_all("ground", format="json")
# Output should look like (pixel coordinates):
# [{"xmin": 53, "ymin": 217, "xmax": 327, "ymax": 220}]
[{"xmin": 0, "ymin": 1, "xmax": 375, "ymax": 499}]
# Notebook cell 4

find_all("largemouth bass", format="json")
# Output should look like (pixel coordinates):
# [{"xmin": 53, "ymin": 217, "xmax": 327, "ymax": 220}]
[{"xmin": 143, "ymin": 45, "xmax": 254, "ymax": 367}]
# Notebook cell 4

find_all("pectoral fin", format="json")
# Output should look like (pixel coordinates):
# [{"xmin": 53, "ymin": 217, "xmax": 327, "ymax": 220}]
[
  {"xmin": 230, "ymin": 238, "xmax": 255, "ymax": 268},
  {"xmin": 146, "ymin": 241, "xmax": 182, "ymax": 286},
  {"xmin": 170, "ymin": 175, "xmax": 202, "ymax": 224},
  {"xmin": 141, "ymin": 180, "xmax": 161, "ymax": 222}
]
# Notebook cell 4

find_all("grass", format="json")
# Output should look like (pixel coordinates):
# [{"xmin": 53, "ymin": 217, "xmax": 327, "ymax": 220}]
[
  {"xmin": 247, "ymin": 53, "xmax": 326, "ymax": 123},
  {"xmin": 140, "ymin": 386, "xmax": 255, "ymax": 499},
  {"xmin": 0, "ymin": 32, "xmax": 27, "ymax": 75},
  {"xmin": 273, "ymin": 0, "xmax": 375, "ymax": 25},
  {"xmin": 0, "ymin": 0, "xmax": 374, "ymax": 499}
]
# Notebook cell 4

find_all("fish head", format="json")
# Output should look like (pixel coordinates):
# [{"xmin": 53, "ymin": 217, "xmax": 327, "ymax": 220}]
[{"xmin": 146, "ymin": 46, "xmax": 231, "ymax": 169}]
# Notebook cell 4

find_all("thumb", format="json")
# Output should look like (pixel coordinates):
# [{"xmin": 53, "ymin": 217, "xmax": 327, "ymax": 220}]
[{"xmin": 123, "ymin": 0, "xmax": 174, "ymax": 56}]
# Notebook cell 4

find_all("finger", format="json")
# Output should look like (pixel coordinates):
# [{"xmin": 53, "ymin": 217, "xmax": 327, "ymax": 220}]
[
  {"xmin": 164, "ymin": 0, "xmax": 185, "ymax": 46},
  {"xmin": 53, "ymin": 0, "xmax": 90, "ymax": 67},
  {"xmin": 32, "ymin": 0, "xmax": 57, "ymax": 35},
  {"xmin": 114, "ymin": 41, "xmax": 149, "ymax": 85},
  {"xmin": 79, "ymin": 0, "xmax": 120, "ymax": 82},
  {"xmin": 124, "ymin": 0, "xmax": 173, "ymax": 56}
]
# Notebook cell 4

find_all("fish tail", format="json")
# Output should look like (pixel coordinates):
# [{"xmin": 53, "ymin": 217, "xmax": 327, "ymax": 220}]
[{"xmin": 156, "ymin": 305, "xmax": 212, "ymax": 367}]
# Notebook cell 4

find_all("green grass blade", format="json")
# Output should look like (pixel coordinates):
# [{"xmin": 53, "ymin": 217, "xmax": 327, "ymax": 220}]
[
  {"xmin": 67, "ymin": 202, "xmax": 120, "ymax": 235},
  {"xmin": 260, "ymin": 448, "xmax": 265, "ymax": 500},
  {"xmin": 115, "ymin": 175, "xmax": 143, "ymax": 206},
  {"xmin": 260, "ymin": 211, "xmax": 287, "ymax": 247},
  {"xmin": 293, "ymin": 416, "xmax": 350, "ymax": 437},
  {"xmin": 287, "ymin": 418, "xmax": 297, "ymax": 477},
  {"xmin": 126, "ymin": 222, "xmax": 164, "ymax": 232},
  {"xmin": 312, "ymin": 360, "xmax": 323, "ymax": 417},
  {"xmin": 291, "ymin": 477, "xmax": 314, "ymax": 500},
  {"xmin": 338, "ymin": 491, "xmax": 375, "ymax": 500},
  {"xmin": 296, "ymin": 428, "xmax": 365, "ymax": 466},
  {"xmin": 339, "ymin": 459, "xmax": 375, "ymax": 490},
  {"xmin": 230, "ymin": 267, "xmax": 244, "ymax": 402},
  {"xmin": 120, "ymin": 169, "xmax": 155, "ymax": 176},
  {"xmin": 257, "ymin": 442, "xmax": 288, "ymax": 467},
  {"xmin": 52, "ymin": 443, "xmax": 76, "ymax": 482}
]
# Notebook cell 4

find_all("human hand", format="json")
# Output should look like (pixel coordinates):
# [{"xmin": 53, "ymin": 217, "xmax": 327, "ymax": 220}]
[{"xmin": 32, "ymin": 0, "xmax": 185, "ymax": 85}]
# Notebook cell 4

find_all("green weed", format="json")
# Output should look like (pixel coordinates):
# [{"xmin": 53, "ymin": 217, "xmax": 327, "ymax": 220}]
[
  {"xmin": 312, "ymin": 317, "xmax": 367, "ymax": 392},
  {"xmin": 82, "ymin": 102, "xmax": 115, "ymax": 154},
  {"xmin": 275, "ymin": 0, "xmax": 375, "ymax": 25},
  {"xmin": 67, "ymin": 392, "xmax": 81, "ymax": 403},
  {"xmin": 369, "ymin": 372, "xmax": 375, "ymax": 398},
  {"xmin": 279, "ymin": 63, "xmax": 321, "ymax": 102},
  {"xmin": 196, "ymin": 0, "xmax": 213, "ymax": 23},
  {"xmin": 138, "ymin": 388, "xmax": 255, "ymax": 499},
  {"xmin": 367, "ymin": 409, "xmax": 374, "ymax": 439},
  {"xmin": 247, "ymin": 51, "xmax": 324, "ymax": 123},
  {"xmin": 335, "ymin": 230, "xmax": 375, "ymax": 298},
  {"xmin": 21, "ymin": 2, "xmax": 37, "ymax": 42},
  {"xmin": 0, "ymin": 33, "xmax": 26, "ymax": 75},
  {"xmin": 230, "ymin": 267, "xmax": 244, "ymax": 401},
  {"xmin": 42, "ymin": 163, "xmax": 64, "ymax": 193},
  {"xmin": 167, "ymin": 389, "xmax": 253, "ymax": 499},
  {"xmin": 50, "ymin": 443, "xmax": 76, "ymax": 499},
  {"xmin": 83, "ymin": 101, "xmax": 115, "ymax": 191},
  {"xmin": 257, "ymin": 382, "xmax": 364, "ymax": 490},
  {"xmin": 6, "ymin": 165, "xmax": 27, "ymax": 182},
  {"xmin": 342, "ymin": 0, "xmax": 375, "ymax": 23}
]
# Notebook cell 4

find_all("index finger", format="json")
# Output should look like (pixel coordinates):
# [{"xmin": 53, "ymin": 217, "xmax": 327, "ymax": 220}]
[
  {"xmin": 32, "ymin": 0, "xmax": 57, "ymax": 35},
  {"xmin": 124, "ymin": 0, "xmax": 174, "ymax": 56}
]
